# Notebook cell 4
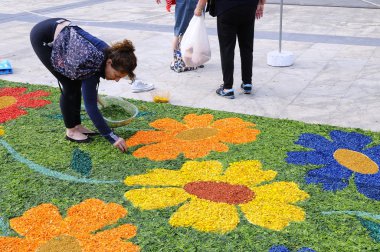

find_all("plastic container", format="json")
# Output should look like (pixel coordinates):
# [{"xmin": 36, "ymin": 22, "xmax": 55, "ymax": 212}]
[
  {"xmin": 98, "ymin": 96, "xmax": 138, "ymax": 128},
  {"xmin": 151, "ymin": 90, "xmax": 170, "ymax": 103}
]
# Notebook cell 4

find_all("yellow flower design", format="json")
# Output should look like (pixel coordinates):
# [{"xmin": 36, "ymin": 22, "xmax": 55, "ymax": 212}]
[
  {"xmin": 126, "ymin": 114, "xmax": 260, "ymax": 161},
  {"xmin": 0, "ymin": 199, "xmax": 139, "ymax": 252},
  {"xmin": 0, "ymin": 126, "xmax": 4, "ymax": 136},
  {"xmin": 124, "ymin": 160, "xmax": 309, "ymax": 233}
]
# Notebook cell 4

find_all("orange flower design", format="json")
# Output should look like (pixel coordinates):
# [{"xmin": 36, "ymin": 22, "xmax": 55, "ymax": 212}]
[
  {"xmin": 0, "ymin": 87, "xmax": 51, "ymax": 123},
  {"xmin": 126, "ymin": 114, "xmax": 260, "ymax": 161},
  {"xmin": 0, "ymin": 199, "xmax": 139, "ymax": 252}
]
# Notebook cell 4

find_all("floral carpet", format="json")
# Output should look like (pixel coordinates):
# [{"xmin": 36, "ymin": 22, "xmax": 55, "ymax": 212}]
[{"xmin": 0, "ymin": 80, "xmax": 379, "ymax": 252}]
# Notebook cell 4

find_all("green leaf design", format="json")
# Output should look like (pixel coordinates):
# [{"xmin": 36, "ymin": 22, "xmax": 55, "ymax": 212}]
[
  {"xmin": 357, "ymin": 217, "xmax": 380, "ymax": 242},
  {"xmin": 70, "ymin": 148, "xmax": 92, "ymax": 177}
]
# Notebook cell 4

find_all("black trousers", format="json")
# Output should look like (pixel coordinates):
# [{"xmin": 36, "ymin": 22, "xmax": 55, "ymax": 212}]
[
  {"xmin": 217, "ymin": 3, "xmax": 258, "ymax": 89},
  {"xmin": 30, "ymin": 18, "xmax": 82, "ymax": 129}
]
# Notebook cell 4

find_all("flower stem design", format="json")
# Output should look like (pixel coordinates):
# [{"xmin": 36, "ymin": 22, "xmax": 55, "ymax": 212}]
[{"xmin": 0, "ymin": 139, "xmax": 120, "ymax": 184}]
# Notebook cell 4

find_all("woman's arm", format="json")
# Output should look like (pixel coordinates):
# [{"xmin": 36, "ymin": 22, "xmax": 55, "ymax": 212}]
[
  {"xmin": 194, "ymin": 0, "xmax": 207, "ymax": 16},
  {"xmin": 82, "ymin": 76, "xmax": 127, "ymax": 152}
]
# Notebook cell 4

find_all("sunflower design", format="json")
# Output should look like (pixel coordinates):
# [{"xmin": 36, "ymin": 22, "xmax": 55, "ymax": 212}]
[
  {"xmin": 126, "ymin": 114, "xmax": 260, "ymax": 161},
  {"xmin": 286, "ymin": 130, "xmax": 380, "ymax": 200},
  {"xmin": 0, "ymin": 87, "xmax": 51, "ymax": 123},
  {"xmin": 0, "ymin": 199, "xmax": 139, "ymax": 252},
  {"xmin": 124, "ymin": 160, "xmax": 309, "ymax": 233}
]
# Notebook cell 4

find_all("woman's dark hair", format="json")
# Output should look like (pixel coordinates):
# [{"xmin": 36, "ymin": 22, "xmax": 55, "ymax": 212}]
[{"xmin": 105, "ymin": 39, "xmax": 137, "ymax": 81}]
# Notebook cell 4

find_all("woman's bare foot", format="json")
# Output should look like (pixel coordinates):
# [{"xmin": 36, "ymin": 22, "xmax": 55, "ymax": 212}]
[
  {"xmin": 66, "ymin": 128, "xmax": 88, "ymax": 141},
  {"xmin": 74, "ymin": 125, "xmax": 95, "ymax": 134}
]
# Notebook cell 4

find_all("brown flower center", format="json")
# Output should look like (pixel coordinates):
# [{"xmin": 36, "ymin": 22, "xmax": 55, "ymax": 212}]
[
  {"xmin": 0, "ymin": 96, "xmax": 17, "ymax": 110},
  {"xmin": 36, "ymin": 235, "xmax": 82, "ymax": 252},
  {"xmin": 184, "ymin": 181, "xmax": 254, "ymax": 205},
  {"xmin": 175, "ymin": 128, "xmax": 218, "ymax": 141},
  {"xmin": 334, "ymin": 148, "xmax": 378, "ymax": 174}
]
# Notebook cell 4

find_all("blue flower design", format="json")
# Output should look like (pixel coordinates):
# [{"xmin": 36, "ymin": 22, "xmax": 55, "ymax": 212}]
[
  {"xmin": 269, "ymin": 245, "xmax": 316, "ymax": 252},
  {"xmin": 286, "ymin": 130, "xmax": 380, "ymax": 200}
]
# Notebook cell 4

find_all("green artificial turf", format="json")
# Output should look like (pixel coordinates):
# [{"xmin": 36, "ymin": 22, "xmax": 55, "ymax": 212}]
[{"xmin": 0, "ymin": 79, "xmax": 379, "ymax": 252}]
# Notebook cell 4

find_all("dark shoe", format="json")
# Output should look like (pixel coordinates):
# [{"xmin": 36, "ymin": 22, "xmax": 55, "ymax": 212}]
[
  {"xmin": 65, "ymin": 135, "xmax": 92, "ymax": 143},
  {"xmin": 241, "ymin": 83, "xmax": 253, "ymax": 94},
  {"xmin": 83, "ymin": 132, "xmax": 99, "ymax": 136},
  {"xmin": 216, "ymin": 87, "xmax": 235, "ymax": 99}
]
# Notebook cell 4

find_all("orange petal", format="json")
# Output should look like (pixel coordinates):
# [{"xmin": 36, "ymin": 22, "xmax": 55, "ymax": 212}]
[
  {"xmin": 0, "ymin": 237, "xmax": 39, "ymax": 252},
  {"xmin": 132, "ymin": 142, "xmax": 181, "ymax": 161},
  {"xmin": 149, "ymin": 118, "xmax": 187, "ymax": 132},
  {"xmin": 183, "ymin": 114, "xmax": 214, "ymax": 128},
  {"xmin": 10, "ymin": 204, "xmax": 65, "ymax": 240},
  {"xmin": 212, "ymin": 118, "xmax": 255, "ymax": 130},
  {"xmin": 218, "ymin": 128, "xmax": 260, "ymax": 144},
  {"xmin": 65, "ymin": 199, "xmax": 127, "ymax": 235},
  {"xmin": 182, "ymin": 141, "xmax": 228, "ymax": 159},
  {"xmin": 126, "ymin": 131, "xmax": 169, "ymax": 147},
  {"xmin": 92, "ymin": 224, "xmax": 137, "ymax": 241}
]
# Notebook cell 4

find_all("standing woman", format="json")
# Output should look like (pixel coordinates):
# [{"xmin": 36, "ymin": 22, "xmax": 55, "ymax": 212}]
[
  {"xmin": 30, "ymin": 18, "xmax": 137, "ymax": 152},
  {"xmin": 157, "ymin": 0, "xmax": 199, "ymax": 72},
  {"xmin": 195, "ymin": 0, "xmax": 265, "ymax": 99}
]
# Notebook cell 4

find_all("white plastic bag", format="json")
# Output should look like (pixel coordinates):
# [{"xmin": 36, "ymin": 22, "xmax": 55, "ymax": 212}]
[{"xmin": 181, "ymin": 15, "xmax": 211, "ymax": 67}]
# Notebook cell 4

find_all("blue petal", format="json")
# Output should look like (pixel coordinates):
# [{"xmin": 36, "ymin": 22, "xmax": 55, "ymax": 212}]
[
  {"xmin": 286, "ymin": 151, "xmax": 332, "ymax": 165},
  {"xmin": 330, "ymin": 130, "xmax": 372, "ymax": 151},
  {"xmin": 269, "ymin": 245, "xmax": 291, "ymax": 252},
  {"xmin": 306, "ymin": 165, "xmax": 352, "ymax": 191},
  {"xmin": 355, "ymin": 173, "xmax": 380, "ymax": 200},
  {"xmin": 364, "ymin": 145, "xmax": 380, "ymax": 164},
  {"xmin": 298, "ymin": 248, "xmax": 316, "ymax": 252},
  {"xmin": 295, "ymin": 133, "xmax": 335, "ymax": 154}
]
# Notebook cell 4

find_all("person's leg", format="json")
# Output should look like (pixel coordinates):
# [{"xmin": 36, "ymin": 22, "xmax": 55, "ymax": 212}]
[
  {"xmin": 217, "ymin": 9, "xmax": 238, "ymax": 90},
  {"xmin": 30, "ymin": 18, "xmax": 89, "ymax": 141},
  {"xmin": 172, "ymin": 0, "xmax": 198, "ymax": 72},
  {"xmin": 237, "ymin": 5, "xmax": 257, "ymax": 86}
]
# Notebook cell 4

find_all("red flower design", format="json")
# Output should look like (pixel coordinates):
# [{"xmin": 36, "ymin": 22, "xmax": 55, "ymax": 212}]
[{"xmin": 0, "ymin": 87, "xmax": 51, "ymax": 123}]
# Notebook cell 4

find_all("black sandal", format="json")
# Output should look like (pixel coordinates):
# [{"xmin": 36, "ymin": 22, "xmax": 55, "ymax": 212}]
[{"xmin": 65, "ymin": 135, "xmax": 93, "ymax": 143}]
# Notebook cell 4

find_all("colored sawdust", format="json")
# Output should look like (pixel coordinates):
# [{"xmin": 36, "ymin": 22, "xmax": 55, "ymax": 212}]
[
  {"xmin": 126, "ymin": 113, "xmax": 260, "ymax": 161},
  {"xmin": 1, "ymin": 80, "xmax": 380, "ymax": 251},
  {"xmin": 124, "ymin": 160, "xmax": 309, "ymax": 233},
  {"xmin": 0, "ymin": 199, "xmax": 139, "ymax": 252},
  {"xmin": 0, "ymin": 87, "xmax": 51, "ymax": 123}
]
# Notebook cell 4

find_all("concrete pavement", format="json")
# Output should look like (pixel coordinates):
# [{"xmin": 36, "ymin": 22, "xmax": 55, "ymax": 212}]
[{"xmin": 1, "ymin": 0, "xmax": 379, "ymax": 131}]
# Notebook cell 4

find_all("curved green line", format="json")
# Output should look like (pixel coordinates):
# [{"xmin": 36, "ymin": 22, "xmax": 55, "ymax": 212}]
[
  {"xmin": 322, "ymin": 211, "xmax": 380, "ymax": 220},
  {"xmin": 0, "ymin": 139, "xmax": 121, "ymax": 184},
  {"xmin": 0, "ymin": 217, "xmax": 10, "ymax": 236}
]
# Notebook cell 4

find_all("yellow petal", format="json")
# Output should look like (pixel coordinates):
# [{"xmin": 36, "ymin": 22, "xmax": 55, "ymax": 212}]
[
  {"xmin": 253, "ymin": 182, "xmax": 310, "ymax": 203},
  {"xmin": 240, "ymin": 200, "xmax": 306, "ymax": 231},
  {"xmin": 125, "ymin": 188, "xmax": 189, "ymax": 210},
  {"xmin": 125, "ymin": 169, "xmax": 186, "ymax": 187},
  {"xmin": 179, "ymin": 161, "xmax": 224, "ymax": 182},
  {"xmin": 169, "ymin": 198, "xmax": 239, "ymax": 233},
  {"xmin": 223, "ymin": 160, "xmax": 277, "ymax": 186}
]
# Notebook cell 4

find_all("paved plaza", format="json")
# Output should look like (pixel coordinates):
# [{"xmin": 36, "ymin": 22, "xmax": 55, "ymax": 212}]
[{"xmin": 1, "ymin": 0, "xmax": 380, "ymax": 131}]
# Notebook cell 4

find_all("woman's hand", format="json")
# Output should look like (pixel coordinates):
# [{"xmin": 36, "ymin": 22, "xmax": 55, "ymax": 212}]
[
  {"xmin": 113, "ymin": 137, "xmax": 127, "ymax": 153},
  {"xmin": 156, "ymin": 0, "xmax": 161, "ymax": 4},
  {"xmin": 194, "ymin": 0, "xmax": 206, "ymax": 16},
  {"xmin": 256, "ymin": 3, "xmax": 264, "ymax": 19}
]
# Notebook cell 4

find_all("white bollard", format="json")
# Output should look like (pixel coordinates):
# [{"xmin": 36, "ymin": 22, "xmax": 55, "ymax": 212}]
[
  {"xmin": 267, "ymin": 0, "xmax": 294, "ymax": 67},
  {"xmin": 267, "ymin": 50, "xmax": 294, "ymax": 67}
]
